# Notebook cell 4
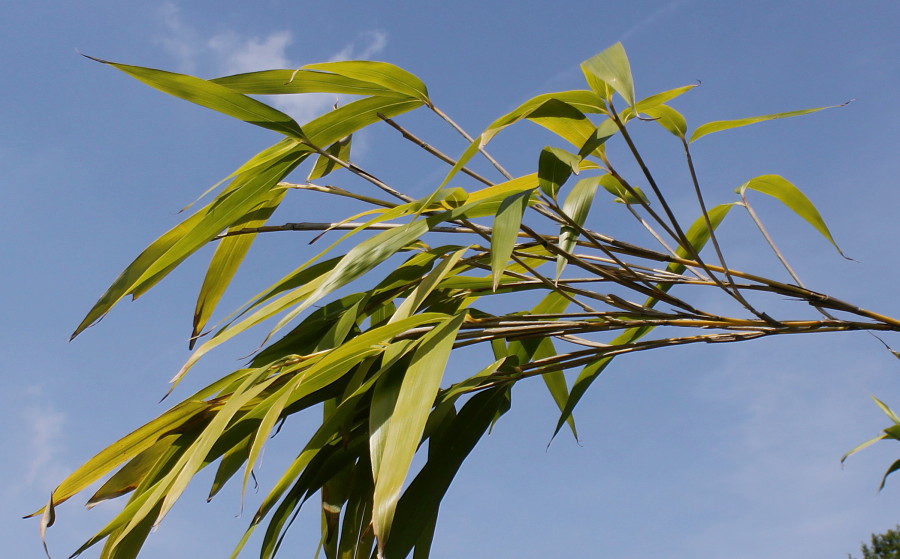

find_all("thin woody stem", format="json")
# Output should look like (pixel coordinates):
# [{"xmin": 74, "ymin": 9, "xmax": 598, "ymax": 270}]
[
  {"xmin": 378, "ymin": 113, "xmax": 495, "ymax": 186},
  {"xmin": 430, "ymin": 104, "xmax": 514, "ymax": 180}
]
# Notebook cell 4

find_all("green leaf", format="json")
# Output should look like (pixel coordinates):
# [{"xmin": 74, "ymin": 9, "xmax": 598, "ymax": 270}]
[
  {"xmin": 642, "ymin": 104, "xmax": 688, "ymax": 139},
  {"xmin": 211, "ymin": 69, "xmax": 407, "ymax": 97},
  {"xmin": 598, "ymin": 173, "xmax": 648, "ymax": 205},
  {"xmin": 879, "ymin": 458, "xmax": 900, "ymax": 491},
  {"xmin": 85, "ymin": 55, "xmax": 305, "ymax": 138},
  {"xmin": 308, "ymin": 135, "xmax": 352, "ymax": 180},
  {"xmin": 632, "ymin": 84, "xmax": 698, "ymax": 113},
  {"xmin": 491, "ymin": 190, "xmax": 532, "ymax": 291},
  {"xmin": 556, "ymin": 176, "xmax": 601, "ymax": 279},
  {"xmin": 191, "ymin": 188, "xmax": 287, "ymax": 349},
  {"xmin": 738, "ymin": 175, "xmax": 845, "ymax": 256},
  {"xmin": 35, "ymin": 400, "xmax": 209, "ymax": 512},
  {"xmin": 873, "ymin": 396, "xmax": 900, "ymax": 425},
  {"xmin": 384, "ymin": 387, "xmax": 511, "ymax": 559},
  {"xmin": 301, "ymin": 60, "xmax": 430, "ymax": 102},
  {"xmin": 689, "ymin": 101, "xmax": 849, "ymax": 143},
  {"xmin": 72, "ymin": 141, "xmax": 307, "ymax": 340},
  {"xmin": 372, "ymin": 313, "xmax": 466, "ymax": 552},
  {"xmin": 538, "ymin": 147, "xmax": 580, "ymax": 198},
  {"xmin": 581, "ymin": 43, "xmax": 636, "ymax": 107},
  {"xmin": 551, "ymin": 204, "xmax": 736, "ymax": 440}
]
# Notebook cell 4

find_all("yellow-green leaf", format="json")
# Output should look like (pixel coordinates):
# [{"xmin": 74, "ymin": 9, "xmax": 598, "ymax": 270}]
[
  {"xmin": 191, "ymin": 188, "xmax": 287, "ymax": 349},
  {"xmin": 557, "ymin": 176, "xmax": 601, "ymax": 278},
  {"xmin": 302, "ymin": 60, "xmax": 430, "ymax": 102},
  {"xmin": 689, "ymin": 102, "xmax": 849, "ymax": 143},
  {"xmin": 538, "ymin": 147, "xmax": 580, "ymax": 198},
  {"xmin": 738, "ymin": 174, "xmax": 845, "ymax": 256},
  {"xmin": 372, "ymin": 313, "xmax": 466, "ymax": 553},
  {"xmin": 85, "ymin": 55, "xmax": 305, "ymax": 138},
  {"xmin": 491, "ymin": 190, "xmax": 532, "ymax": 290},
  {"xmin": 643, "ymin": 104, "xmax": 688, "ymax": 139},
  {"xmin": 580, "ymin": 43, "xmax": 636, "ymax": 107}
]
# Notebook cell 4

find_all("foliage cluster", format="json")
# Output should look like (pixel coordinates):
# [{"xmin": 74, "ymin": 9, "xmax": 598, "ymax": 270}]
[{"xmin": 33, "ymin": 44, "xmax": 900, "ymax": 559}]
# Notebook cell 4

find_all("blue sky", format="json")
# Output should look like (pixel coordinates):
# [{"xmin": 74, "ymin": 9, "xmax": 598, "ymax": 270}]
[{"xmin": 4, "ymin": 1, "xmax": 900, "ymax": 557}]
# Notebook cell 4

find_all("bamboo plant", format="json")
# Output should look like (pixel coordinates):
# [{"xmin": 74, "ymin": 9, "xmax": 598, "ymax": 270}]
[{"xmin": 31, "ymin": 43, "xmax": 900, "ymax": 559}]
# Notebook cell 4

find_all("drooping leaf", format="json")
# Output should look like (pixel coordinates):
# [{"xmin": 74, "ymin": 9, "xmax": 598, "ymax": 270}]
[
  {"xmin": 642, "ymin": 104, "xmax": 688, "ymax": 139},
  {"xmin": 384, "ymin": 387, "xmax": 511, "ymax": 559},
  {"xmin": 491, "ymin": 190, "xmax": 533, "ymax": 290},
  {"xmin": 737, "ymin": 174, "xmax": 846, "ymax": 256},
  {"xmin": 191, "ymin": 188, "xmax": 287, "ymax": 348},
  {"xmin": 308, "ymin": 135, "xmax": 353, "ymax": 180},
  {"xmin": 556, "ymin": 176, "xmax": 601, "ymax": 278},
  {"xmin": 372, "ymin": 313, "xmax": 466, "ymax": 553},
  {"xmin": 538, "ymin": 147, "xmax": 581, "ymax": 198},
  {"xmin": 598, "ymin": 173, "xmax": 648, "ymax": 205}
]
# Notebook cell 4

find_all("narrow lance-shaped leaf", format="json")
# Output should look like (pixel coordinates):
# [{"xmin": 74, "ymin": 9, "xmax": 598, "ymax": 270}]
[
  {"xmin": 538, "ymin": 147, "xmax": 580, "ymax": 198},
  {"xmin": 598, "ymin": 173, "xmax": 648, "ymax": 205},
  {"xmin": 301, "ymin": 60, "xmax": 430, "ymax": 102},
  {"xmin": 191, "ymin": 188, "xmax": 287, "ymax": 348},
  {"xmin": 642, "ymin": 104, "xmax": 688, "ymax": 139},
  {"xmin": 72, "ymin": 143, "xmax": 307, "ymax": 340},
  {"xmin": 308, "ymin": 135, "xmax": 352, "ymax": 180},
  {"xmin": 689, "ymin": 101, "xmax": 850, "ymax": 143},
  {"xmin": 384, "ymin": 387, "xmax": 511, "ymax": 559},
  {"xmin": 211, "ymin": 69, "xmax": 408, "ymax": 97},
  {"xmin": 556, "ymin": 176, "xmax": 601, "ymax": 279},
  {"xmin": 738, "ymin": 174, "xmax": 846, "ymax": 257},
  {"xmin": 372, "ymin": 313, "xmax": 467, "ymax": 554},
  {"xmin": 552, "ymin": 204, "xmax": 736, "ymax": 440},
  {"xmin": 491, "ymin": 190, "xmax": 533, "ymax": 291},
  {"xmin": 84, "ymin": 55, "xmax": 305, "ymax": 138}
]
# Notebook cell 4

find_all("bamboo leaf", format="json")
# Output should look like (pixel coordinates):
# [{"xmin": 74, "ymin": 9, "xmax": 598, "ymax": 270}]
[
  {"xmin": 689, "ymin": 101, "xmax": 849, "ymax": 143},
  {"xmin": 84, "ymin": 55, "xmax": 305, "ymax": 138},
  {"xmin": 738, "ymin": 174, "xmax": 846, "ymax": 256},
  {"xmin": 581, "ymin": 42, "xmax": 636, "ymax": 107},
  {"xmin": 557, "ymin": 176, "xmax": 601, "ymax": 279},
  {"xmin": 632, "ymin": 84, "xmax": 698, "ymax": 113},
  {"xmin": 86, "ymin": 435, "xmax": 179, "ymax": 507},
  {"xmin": 598, "ymin": 173, "xmax": 648, "ymax": 205},
  {"xmin": 191, "ymin": 188, "xmax": 287, "ymax": 349},
  {"xmin": 642, "ymin": 104, "xmax": 688, "ymax": 139},
  {"xmin": 308, "ymin": 135, "xmax": 352, "ymax": 180},
  {"xmin": 27, "ymin": 400, "xmax": 210, "ymax": 513},
  {"xmin": 538, "ymin": 147, "xmax": 580, "ymax": 198},
  {"xmin": 302, "ymin": 60, "xmax": 430, "ymax": 102},
  {"xmin": 73, "ymin": 143, "xmax": 306, "ymax": 340},
  {"xmin": 880, "ymin": 459, "xmax": 900, "ymax": 491},
  {"xmin": 211, "ymin": 69, "xmax": 406, "ymax": 97},
  {"xmin": 552, "ymin": 204, "xmax": 735, "ymax": 440},
  {"xmin": 372, "ymin": 313, "xmax": 466, "ymax": 553},
  {"xmin": 491, "ymin": 190, "xmax": 532, "ymax": 290},
  {"xmin": 384, "ymin": 387, "xmax": 510, "ymax": 559},
  {"xmin": 873, "ymin": 396, "xmax": 900, "ymax": 424}
]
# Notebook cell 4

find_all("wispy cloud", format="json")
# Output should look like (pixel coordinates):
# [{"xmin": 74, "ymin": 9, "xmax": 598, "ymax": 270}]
[
  {"xmin": 19, "ymin": 395, "xmax": 67, "ymax": 489},
  {"xmin": 154, "ymin": 2, "xmax": 388, "ymax": 123},
  {"xmin": 618, "ymin": 0, "xmax": 691, "ymax": 43}
]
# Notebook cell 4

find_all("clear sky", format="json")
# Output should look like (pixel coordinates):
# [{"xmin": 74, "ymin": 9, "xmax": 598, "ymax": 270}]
[{"xmin": 4, "ymin": 1, "xmax": 900, "ymax": 558}]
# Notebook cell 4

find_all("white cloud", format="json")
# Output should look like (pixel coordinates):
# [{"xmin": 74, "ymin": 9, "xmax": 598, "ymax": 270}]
[
  {"xmin": 20, "ymin": 402, "xmax": 67, "ymax": 489},
  {"xmin": 154, "ymin": 3, "xmax": 388, "ymax": 123}
]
